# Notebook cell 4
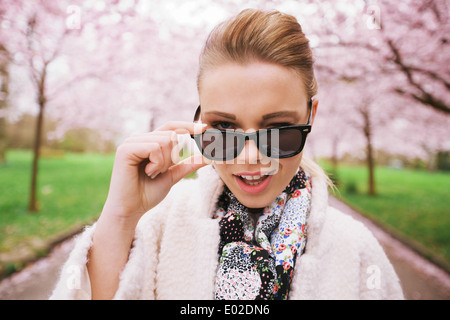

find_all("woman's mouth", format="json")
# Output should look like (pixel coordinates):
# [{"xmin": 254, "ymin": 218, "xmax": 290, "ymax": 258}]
[{"xmin": 233, "ymin": 170, "xmax": 276, "ymax": 194}]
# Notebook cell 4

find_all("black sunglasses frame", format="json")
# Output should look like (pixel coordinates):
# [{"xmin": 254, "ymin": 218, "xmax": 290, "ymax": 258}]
[{"xmin": 191, "ymin": 100, "xmax": 313, "ymax": 161}]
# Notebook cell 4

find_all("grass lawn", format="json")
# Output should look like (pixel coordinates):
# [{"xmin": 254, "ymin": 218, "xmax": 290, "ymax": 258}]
[
  {"xmin": 0, "ymin": 150, "xmax": 114, "ymax": 273},
  {"xmin": 322, "ymin": 162, "xmax": 450, "ymax": 267},
  {"xmin": 1, "ymin": 150, "xmax": 449, "ymax": 274}
]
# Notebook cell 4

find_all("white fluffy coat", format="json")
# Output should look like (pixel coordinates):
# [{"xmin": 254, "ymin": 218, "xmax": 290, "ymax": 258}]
[{"xmin": 50, "ymin": 165, "xmax": 404, "ymax": 300}]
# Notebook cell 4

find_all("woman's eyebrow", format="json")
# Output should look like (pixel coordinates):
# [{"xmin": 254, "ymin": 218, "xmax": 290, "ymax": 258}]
[
  {"xmin": 204, "ymin": 110, "xmax": 301, "ymax": 121},
  {"xmin": 204, "ymin": 111, "xmax": 236, "ymax": 120},
  {"xmin": 262, "ymin": 111, "xmax": 300, "ymax": 121}
]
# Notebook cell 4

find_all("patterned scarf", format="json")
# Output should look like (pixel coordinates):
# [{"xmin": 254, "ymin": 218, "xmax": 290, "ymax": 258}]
[{"xmin": 214, "ymin": 169, "xmax": 312, "ymax": 300}]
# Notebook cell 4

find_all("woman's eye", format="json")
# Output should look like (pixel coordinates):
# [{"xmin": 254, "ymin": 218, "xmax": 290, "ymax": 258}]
[{"xmin": 213, "ymin": 122, "xmax": 234, "ymax": 130}]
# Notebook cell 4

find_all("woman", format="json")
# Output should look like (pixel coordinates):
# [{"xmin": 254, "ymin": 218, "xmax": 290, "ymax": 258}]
[{"xmin": 51, "ymin": 9, "xmax": 404, "ymax": 300}]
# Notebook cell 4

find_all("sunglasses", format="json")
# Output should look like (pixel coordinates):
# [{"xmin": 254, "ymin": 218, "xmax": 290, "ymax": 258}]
[{"xmin": 190, "ymin": 101, "xmax": 312, "ymax": 161}]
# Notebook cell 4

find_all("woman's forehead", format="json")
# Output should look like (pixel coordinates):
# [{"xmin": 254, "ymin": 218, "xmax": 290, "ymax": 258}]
[{"xmin": 199, "ymin": 62, "xmax": 309, "ymax": 116}]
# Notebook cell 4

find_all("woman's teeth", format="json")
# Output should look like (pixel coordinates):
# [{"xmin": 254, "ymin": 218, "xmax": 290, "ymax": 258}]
[
  {"xmin": 240, "ymin": 175, "xmax": 262, "ymax": 180},
  {"xmin": 236, "ymin": 170, "xmax": 275, "ymax": 185}
]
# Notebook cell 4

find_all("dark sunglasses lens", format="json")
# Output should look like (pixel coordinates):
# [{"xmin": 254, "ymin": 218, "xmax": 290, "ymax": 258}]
[
  {"xmin": 196, "ymin": 128, "xmax": 305, "ymax": 160},
  {"xmin": 199, "ymin": 130, "xmax": 240, "ymax": 160},
  {"xmin": 278, "ymin": 128, "xmax": 303, "ymax": 157},
  {"xmin": 259, "ymin": 128, "xmax": 302, "ymax": 158}
]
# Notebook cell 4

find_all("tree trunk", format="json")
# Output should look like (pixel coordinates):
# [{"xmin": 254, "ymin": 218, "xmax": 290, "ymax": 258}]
[
  {"xmin": 28, "ymin": 69, "xmax": 47, "ymax": 213},
  {"xmin": 366, "ymin": 132, "xmax": 376, "ymax": 196},
  {"xmin": 28, "ymin": 101, "xmax": 45, "ymax": 212},
  {"xmin": 0, "ymin": 116, "xmax": 6, "ymax": 163},
  {"xmin": 361, "ymin": 105, "xmax": 377, "ymax": 196},
  {"xmin": 0, "ymin": 45, "xmax": 9, "ymax": 163},
  {"xmin": 331, "ymin": 136, "xmax": 339, "ymax": 172}
]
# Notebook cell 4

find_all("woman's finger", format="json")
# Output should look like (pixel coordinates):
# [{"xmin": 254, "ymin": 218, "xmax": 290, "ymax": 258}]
[
  {"xmin": 156, "ymin": 121, "xmax": 207, "ymax": 135},
  {"xmin": 116, "ymin": 142, "xmax": 160, "ymax": 165},
  {"xmin": 124, "ymin": 131, "xmax": 174, "ymax": 144},
  {"xmin": 122, "ymin": 132, "xmax": 179, "ymax": 174},
  {"xmin": 168, "ymin": 154, "xmax": 209, "ymax": 184},
  {"xmin": 145, "ymin": 145, "xmax": 165, "ymax": 177},
  {"xmin": 158, "ymin": 136, "xmax": 178, "ymax": 174}
]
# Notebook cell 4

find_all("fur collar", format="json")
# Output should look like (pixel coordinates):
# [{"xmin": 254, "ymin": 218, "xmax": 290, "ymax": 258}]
[{"xmin": 193, "ymin": 164, "xmax": 329, "ymax": 250}]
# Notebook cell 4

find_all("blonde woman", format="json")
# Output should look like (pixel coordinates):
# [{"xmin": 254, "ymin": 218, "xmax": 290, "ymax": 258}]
[{"xmin": 51, "ymin": 9, "xmax": 403, "ymax": 300}]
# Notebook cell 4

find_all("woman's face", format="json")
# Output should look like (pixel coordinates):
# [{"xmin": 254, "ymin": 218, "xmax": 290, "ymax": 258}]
[{"xmin": 199, "ymin": 61, "xmax": 317, "ymax": 209}]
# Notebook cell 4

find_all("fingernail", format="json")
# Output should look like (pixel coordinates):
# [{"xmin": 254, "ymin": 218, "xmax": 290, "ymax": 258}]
[{"xmin": 150, "ymin": 172, "xmax": 160, "ymax": 179}]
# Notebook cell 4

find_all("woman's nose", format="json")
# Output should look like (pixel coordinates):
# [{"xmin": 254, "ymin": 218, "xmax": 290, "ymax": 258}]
[{"xmin": 235, "ymin": 137, "xmax": 260, "ymax": 164}]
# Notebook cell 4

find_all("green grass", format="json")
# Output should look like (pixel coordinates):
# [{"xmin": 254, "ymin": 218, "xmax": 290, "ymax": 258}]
[
  {"xmin": 1, "ymin": 150, "xmax": 449, "ymax": 273},
  {"xmin": 0, "ymin": 150, "xmax": 114, "ymax": 264},
  {"xmin": 322, "ymin": 162, "xmax": 450, "ymax": 266}
]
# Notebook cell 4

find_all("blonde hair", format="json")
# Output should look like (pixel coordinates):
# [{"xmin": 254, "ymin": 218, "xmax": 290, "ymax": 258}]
[
  {"xmin": 197, "ymin": 8, "xmax": 318, "ymax": 100},
  {"xmin": 197, "ymin": 8, "xmax": 333, "ymax": 188}
]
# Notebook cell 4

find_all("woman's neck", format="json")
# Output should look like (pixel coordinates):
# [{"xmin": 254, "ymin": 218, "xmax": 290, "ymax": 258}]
[{"xmin": 248, "ymin": 207, "xmax": 263, "ymax": 215}]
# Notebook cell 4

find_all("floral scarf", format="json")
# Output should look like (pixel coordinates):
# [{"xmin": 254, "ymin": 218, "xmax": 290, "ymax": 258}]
[{"xmin": 214, "ymin": 169, "xmax": 312, "ymax": 300}]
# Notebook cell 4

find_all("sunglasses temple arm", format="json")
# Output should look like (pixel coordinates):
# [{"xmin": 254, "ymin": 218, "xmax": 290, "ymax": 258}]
[
  {"xmin": 193, "ymin": 105, "xmax": 201, "ymax": 122},
  {"xmin": 306, "ymin": 100, "xmax": 313, "ymax": 125}
]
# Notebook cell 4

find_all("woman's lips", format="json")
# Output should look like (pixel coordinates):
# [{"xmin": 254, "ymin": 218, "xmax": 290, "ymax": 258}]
[{"xmin": 234, "ymin": 172, "xmax": 274, "ymax": 194}]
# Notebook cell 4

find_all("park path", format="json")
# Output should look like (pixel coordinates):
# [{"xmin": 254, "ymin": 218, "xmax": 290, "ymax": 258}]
[
  {"xmin": 328, "ymin": 196, "xmax": 450, "ymax": 300},
  {"xmin": 0, "ymin": 196, "xmax": 449, "ymax": 300}
]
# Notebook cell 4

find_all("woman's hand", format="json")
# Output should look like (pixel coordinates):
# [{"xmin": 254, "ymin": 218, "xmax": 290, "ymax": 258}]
[
  {"xmin": 89, "ymin": 121, "xmax": 208, "ymax": 299},
  {"xmin": 102, "ymin": 121, "xmax": 208, "ymax": 223}
]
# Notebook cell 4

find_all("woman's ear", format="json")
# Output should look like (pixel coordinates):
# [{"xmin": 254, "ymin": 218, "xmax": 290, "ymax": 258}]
[{"xmin": 311, "ymin": 97, "xmax": 319, "ymax": 126}]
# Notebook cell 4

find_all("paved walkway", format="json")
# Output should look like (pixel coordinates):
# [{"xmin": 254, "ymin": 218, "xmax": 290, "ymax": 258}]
[
  {"xmin": 328, "ymin": 196, "xmax": 450, "ymax": 300},
  {"xmin": 1, "ymin": 196, "xmax": 449, "ymax": 300},
  {"xmin": 0, "ymin": 238, "xmax": 75, "ymax": 300}
]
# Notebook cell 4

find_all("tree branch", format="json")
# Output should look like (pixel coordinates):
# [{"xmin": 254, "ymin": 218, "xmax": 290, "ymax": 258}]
[
  {"xmin": 387, "ymin": 39, "xmax": 450, "ymax": 114},
  {"xmin": 394, "ymin": 87, "xmax": 450, "ymax": 114}
]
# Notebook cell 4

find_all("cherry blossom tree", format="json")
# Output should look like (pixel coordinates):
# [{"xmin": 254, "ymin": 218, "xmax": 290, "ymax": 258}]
[
  {"xmin": 380, "ymin": 0, "xmax": 449, "ymax": 114},
  {"xmin": 0, "ymin": 1, "xmax": 75, "ymax": 211},
  {"xmin": 0, "ymin": 0, "xmax": 144, "ymax": 212},
  {"xmin": 0, "ymin": 43, "xmax": 9, "ymax": 163},
  {"xmin": 1, "ymin": 0, "xmax": 448, "ymax": 205},
  {"xmin": 1, "ymin": 0, "xmax": 212, "ymax": 212},
  {"xmin": 297, "ymin": 0, "xmax": 450, "ymax": 194}
]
